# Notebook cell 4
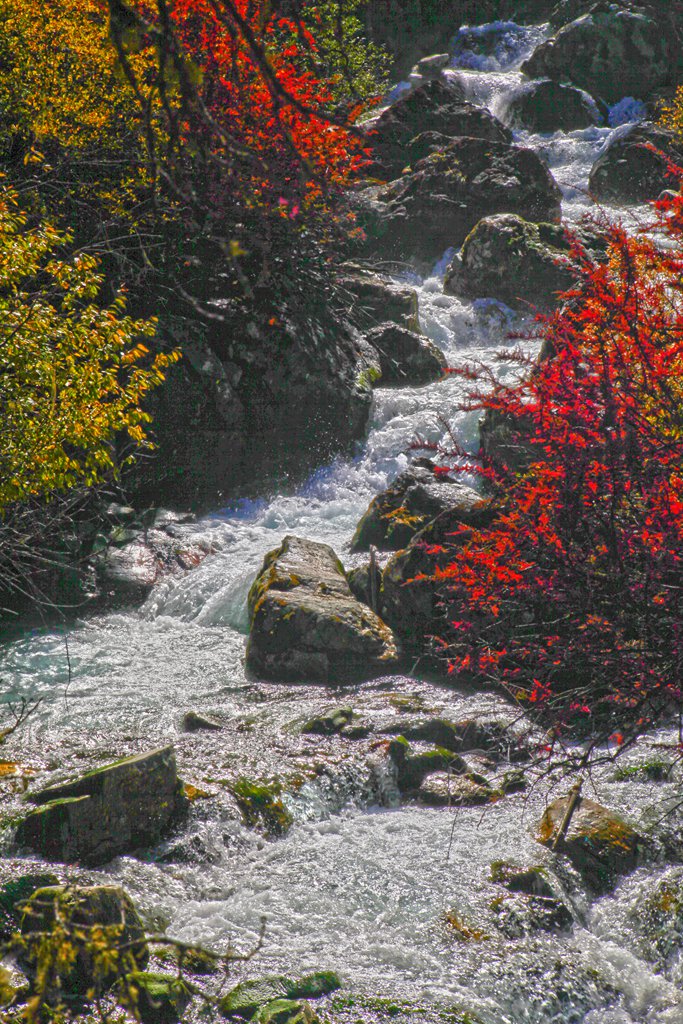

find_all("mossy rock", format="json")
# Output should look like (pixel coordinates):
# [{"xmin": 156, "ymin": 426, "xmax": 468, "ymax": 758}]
[
  {"xmin": 613, "ymin": 758, "xmax": 672, "ymax": 783},
  {"xmin": 635, "ymin": 868, "xmax": 683, "ymax": 967},
  {"xmin": 20, "ymin": 885, "xmax": 148, "ymax": 997},
  {"xmin": 231, "ymin": 779, "xmax": 293, "ymax": 837},
  {"xmin": 387, "ymin": 737, "xmax": 467, "ymax": 792},
  {"xmin": 489, "ymin": 862, "xmax": 556, "ymax": 899},
  {"xmin": 220, "ymin": 972, "xmax": 340, "ymax": 1019},
  {"xmin": 118, "ymin": 971, "xmax": 192, "ymax": 1023},
  {"xmin": 491, "ymin": 893, "xmax": 573, "ymax": 937},
  {"xmin": 0, "ymin": 873, "xmax": 59, "ymax": 941},
  {"xmin": 302, "ymin": 707, "xmax": 354, "ymax": 736},
  {"xmin": 253, "ymin": 999, "xmax": 318, "ymax": 1024}
]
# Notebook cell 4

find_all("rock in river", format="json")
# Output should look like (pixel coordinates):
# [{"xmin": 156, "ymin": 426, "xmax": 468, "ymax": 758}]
[
  {"xmin": 246, "ymin": 535, "xmax": 399, "ymax": 683},
  {"xmin": 588, "ymin": 122, "xmax": 683, "ymax": 205},
  {"xmin": 361, "ymin": 135, "xmax": 562, "ymax": 265},
  {"xmin": 365, "ymin": 324, "xmax": 447, "ymax": 386},
  {"xmin": 500, "ymin": 79, "xmax": 600, "ymax": 133},
  {"xmin": 16, "ymin": 746, "xmax": 184, "ymax": 865}
]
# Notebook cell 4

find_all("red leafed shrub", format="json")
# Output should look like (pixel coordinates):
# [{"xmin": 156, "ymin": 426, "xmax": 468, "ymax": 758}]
[{"xmin": 426, "ymin": 192, "xmax": 683, "ymax": 739}]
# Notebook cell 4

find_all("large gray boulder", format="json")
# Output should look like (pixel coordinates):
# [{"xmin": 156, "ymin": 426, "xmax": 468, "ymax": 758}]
[
  {"xmin": 337, "ymin": 264, "xmax": 421, "ymax": 334},
  {"xmin": 20, "ymin": 885, "xmax": 148, "ymax": 996},
  {"xmin": 364, "ymin": 79, "xmax": 512, "ymax": 180},
  {"xmin": 501, "ymin": 79, "xmax": 600, "ymax": 133},
  {"xmin": 16, "ymin": 747, "xmax": 183, "ymax": 865},
  {"xmin": 444, "ymin": 214, "xmax": 606, "ymax": 311},
  {"xmin": 521, "ymin": 4, "xmax": 670, "ymax": 105},
  {"xmin": 537, "ymin": 794, "xmax": 641, "ymax": 890},
  {"xmin": 365, "ymin": 324, "xmax": 446, "ymax": 385},
  {"xmin": 361, "ymin": 136, "xmax": 562, "ymax": 265},
  {"xmin": 589, "ymin": 122, "xmax": 683, "ymax": 204},
  {"xmin": 246, "ymin": 536, "xmax": 399, "ymax": 683},
  {"xmin": 351, "ymin": 460, "xmax": 491, "ymax": 552}
]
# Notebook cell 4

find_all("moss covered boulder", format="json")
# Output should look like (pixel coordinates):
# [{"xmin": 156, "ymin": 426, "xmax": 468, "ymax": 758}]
[
  {"xmin": 118, "ymin": 972, "xmax": 192, "ymax": 1023},
  {"xmin": 16, "ymin": 746, "xmax": 184, "ymax": 865},
  {"xmin": 246, "ymin": 535, "xmax": 399, "ymax": 683},
  {"xmin": 521, "ymin": 5, "xmax": 670, "ymax": 105},
  {"xmin": 537, "ymin": 794, "xmax": 640, "ymax": 889},
  {"xmin": 444, "ymin": 214, "xmax": 607, "ymax": 312},
  {"xmin": 362, "ymin": 135, "xmax": 562, "ymax": 265},
  {"xmin": 20, "ymin": 884, "xmax": 148, "ymax": 997},
  {"xmin": 588, "ymin": 122, "xmax": 683, "ymax": 205},
  {"xmin": 231, "ymin": 779, "xmax": 293, "ymax": 837},
  {"xmin": 501, "ymin": 79, "xmax": 600, "ymax": 133}
]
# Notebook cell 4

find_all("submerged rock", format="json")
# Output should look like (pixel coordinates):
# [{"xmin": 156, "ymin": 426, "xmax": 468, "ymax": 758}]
[
  {"xmin": 16, "ymin": 746, "xmax": 184, "ymax": 865},
  {"xmin": 351, "ymin": 460, "xmax": 491, "ymax": 553},
  {"xmin": 537, "ymin": 794, "xmax": 641, "ymax": 889},
  {"xmin": 416, "ymin": 771, "xmax": 495, "ymax": 807},
  {"xmin": 360, "ymin": 135, "xmax": 562, "ymax": 265},
  {"xmin": 219, "ymin": 972, "xmax": 340, "ymax": 1019},
  {"xmin": 501, "ymin": 79, "xmax": 600, "ymax": 132},
  {"xmin": 365, "ymin": 324, "xmax": 446, "ymax": 385},
  {"xmin": 231, "ymin": 779, "xmax": 293, "ymax": 837},
  {"xmin": 21, "ymin": 885, "xmax": 148, "ymax": 996},
  {"xmin": 302, "ymin": 706, "xmax": 354, "ymax": 736},
  {"xmin": 182, "ymin": 710, "xmax": 223, "ymax": 733},
  {"xmin": 491, "ymin": 892, "xmax": 574, "ymax": 936},
  {"xmin": 588, "ymin": 122, "xmax": 683, "ymax": 205},
  {"xmin": 521, "ymin": 5, "xmax": 670, "ymax": 104},
  {"xmin": 246, "ymin": 535, "xmax": 399, "ymax": 683}
]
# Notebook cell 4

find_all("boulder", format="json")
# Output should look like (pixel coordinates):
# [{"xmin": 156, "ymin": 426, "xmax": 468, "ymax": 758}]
[
  {"xmin": 489, "ymin": 861, "xmax": 557, "ymax": 898},
  {"xmin": 337, "ymin": 264, "xmax": 421, "ymax": 334},
  {"xmin": 365, "ymin": 324, "xmax": 446, "ymax": 385},
  {"xmin": 302, "ymin": 706, "xmax": 354, "ymax": 736},
  {"xmin": 521, "ymin": 4, "xmax": 670, "ymax": 105},
  {"xmin": 246, "ymin": 535, "xmax": 399, "ymax": 683},
  {"xmin": 416, "ymin": 771, "xmax": 495, "ymax": 807},
  {"xmin": 501, "ymin": 79, "xmax": 600, "ymax": 133},
  {"xmin": 118, "ymin": 972, "xmax": 192, "ymax": 1024},
  {"xmin": 20, "ymin": 885, "xmax": 148, "ymax": 996},
  {"xmin": 362, "ymin": 135, "xmax": 562, "ymax": 265},
  {"xmin": 220, "ymin": 972, "xmax": 340, "ymax": 1019},
  {"xmin": 634, "ymin": 867, "xmax": 683, "ymax": 969},
  {"xmin": 588, "ymin": 122, "xmax": 683, "ymax": 205},
  {"xmin": 254, "ymin": 1000, "xmax": 318, "ymax": 1024},
  {"xmin": 444, "ymin": 214, "xmax": 586, "ymax": 311},
  {"xmin": 377, "ymin": 716, "xmax": 528, "ymax": 760},
  {"xmin": 387, "ymin": 736, "xmax": 468, "ymax": 791},
  {"xmin": 351, "ymin": 460, "xmax": 492, "ymax": 552},
  {"xmin": 364, "ymin": 79, "xmax": 511, "ymax": 180},
  {"xmin": 537, "ymin": 794, "xmax": 640, "ymax": 889},
  {"xmin": 182, "ymin": 710, "xmax": 223, "ymax": 733},
  {"xmin": 231, "ymin": 779, "xmax": 293, "ymax": 837},
  {"xmin": 16, "ymin": 747, "xmax": 184, "ymax": 865},
  {"xmin": 491, "ymin": 893, "xmax": 573, "ymax": 936}
]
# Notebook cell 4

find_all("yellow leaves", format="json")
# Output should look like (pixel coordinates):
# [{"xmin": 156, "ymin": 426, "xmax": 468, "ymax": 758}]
[{"xmin": 0, "ymin": 186, "xmax": 178, "ymax": 509}]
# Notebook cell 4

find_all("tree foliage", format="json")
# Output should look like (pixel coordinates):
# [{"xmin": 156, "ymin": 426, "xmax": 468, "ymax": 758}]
[
  {"xmin": 422, "ymin": 191, "xmax": 683, "ymax": 743},
  {"xmin": 0, "ymin": 188, "xmax": 174, "ymax": 509}
]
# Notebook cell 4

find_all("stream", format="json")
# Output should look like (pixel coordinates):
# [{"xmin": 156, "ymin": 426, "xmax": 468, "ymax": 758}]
[{"xmin": 2, "ymin": 17, "xmax": 683, "ymax": 1024}]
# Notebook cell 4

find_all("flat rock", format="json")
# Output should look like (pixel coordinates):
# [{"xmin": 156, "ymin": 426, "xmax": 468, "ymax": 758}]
[
  {"xmin": 16, "ymin": 747, "xmax": 183, "ymax": 865},
  {"xmin": 246, "ymin": 536, "xmax": 399, "ymax": 683}
]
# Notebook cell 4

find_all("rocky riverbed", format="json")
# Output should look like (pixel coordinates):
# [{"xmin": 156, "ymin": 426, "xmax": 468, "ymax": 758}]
[{"xmin": 3, "ymin": 5, "xmax": 683, "ymax": 1024}]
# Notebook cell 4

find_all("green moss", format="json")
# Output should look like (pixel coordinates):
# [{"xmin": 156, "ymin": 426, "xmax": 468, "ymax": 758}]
[
  {"xmin": 613, "ymin": 759, "xmax": 672, "ymax": 782},
  {"xmin": 231, "ymin": 778, "xmax": 293, "ymax": 836}
]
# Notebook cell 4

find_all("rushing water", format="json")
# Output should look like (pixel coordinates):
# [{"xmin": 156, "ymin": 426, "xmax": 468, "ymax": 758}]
[{"xmin": 2, "ymin": 19, "xmax": 681, "ymax": 1024}]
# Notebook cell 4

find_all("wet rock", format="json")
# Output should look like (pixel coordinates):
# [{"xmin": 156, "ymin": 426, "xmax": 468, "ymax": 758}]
[
  {"xmin": 479, "ymin": 407, "xmax": 537, "ymax": 476},
  {"xmin": 20, "ymin": 885, "xmax": 148, "ymax": 996},
  {"xmin": 246, "ymin": 535, "xmax": 399, "ymax": 683},
  {"xmin": 364, "ymin": 79, "xmax": 511, "ymax": 180},
  {"xmin": 521, "ymin": 5, "xmax": 670, "ymax": 105},
  {"xmin": 118, "ymin": 972, "xmax": 192, "ymax": 1024},
  {"xmin": 489, "ymin": 861, "xmax": 558, "ymax": 899},
  {"xmin": 588, "ymin": 122, "xmax": 683, "ymax": 205},
  {"xmin": 416, "ymin": 771, "xmax": 495, "ymax": 807},
  {"xmin": 365, "ymin": 324, "xmax": 446, "ymax": 385},
  {"xmin": 95, "ymin": 526, "xmax": 211, "ymax": 606},
  {"xmin": 0, "ymin": 959, "xmax": 29, "ymax": 1008},
  {"xmin": 302, "ymin": 706, "xmax": 354, "ymax": 736},
  {"xmin": 412, "ymin": 53, "xmax": 451, "ymax": 78},
  {"xmin": 360, "ymin": 135, "xmax": 562, "ymax": 266},
  {"xmin": 633, "ymin": 867, "xmax": 683, "ymax": 968},
  {"xmin": 255, "ymin": 1000, "xmax": 319, "ymax": 1024},
  {"xmin": 491, "ymin": 892, "xmax": 573, "ymax": 936},
  {"xmin": 387, "ymin": 736, "xmax": 468, "ymax": 792},
  {"xmin": 613, "ymin": 757, "xmax": 672, "ymax": 782},
  {"xmin": 337, "ymin": 265, "xmax": 421, "ymax": 334},
  {"xmin": 340, "ymin": 722, "xmax": 374, "ymax": 740},
  {"xmin": 231, "ymin": 779, "xmax": 293, "ymax": 837},
  {"xmin": 501, "ymin": 79, "xmax": 600, "ymax": 132},
  {"xmin": 537, "ymin": 794, "xmax": 640, "ymax": 889},
  {"xmin": 351, "ymin": 460, "xmax": 491, "ymax": 553},
  {"xmin": 16, "ymin": 746, "xmax": 184, "ymax": 865},
  {"xmin": 444, "ymin": 214, "xmax": 578, "ymax": 312},
  {"xmin": 377, "ymin": 716, "xmax": 527, "ymax": 761},
  {"xmin": 220, "ymin": 972, "xmax": 340, "ymax": 1019},
  {"xmin": 182, "ymin": 711, "xmax": 223, "ymax": 733},
  {"xmin": 0, "ymin": 873, "xmax": 59, "ymax": 941}
]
